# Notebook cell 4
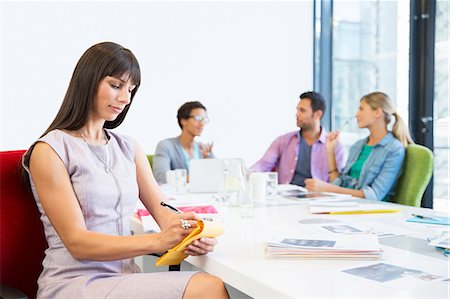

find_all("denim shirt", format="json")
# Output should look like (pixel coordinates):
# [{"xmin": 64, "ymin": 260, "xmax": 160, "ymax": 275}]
[{"xmin": 332, "ymin": 132, "xmax": 405, "ymax": 201}]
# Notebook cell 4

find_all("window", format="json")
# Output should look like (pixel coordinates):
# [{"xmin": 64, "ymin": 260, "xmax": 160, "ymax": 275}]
[{"xmin": 331, "ymin": 0, "xmax": 410, "ymax": 146}]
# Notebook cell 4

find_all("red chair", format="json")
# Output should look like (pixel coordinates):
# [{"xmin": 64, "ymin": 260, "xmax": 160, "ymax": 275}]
[{"xmin": 0, "ymin": 150, "xmax": 47, "ymax": 299}]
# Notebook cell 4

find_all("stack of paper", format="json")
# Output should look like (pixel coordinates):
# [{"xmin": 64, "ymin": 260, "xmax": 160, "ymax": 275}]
[
  {"xmin": 265, "ymin": 234, "xmax": 382, "ymax": 259},
  {"xmin": 428, "ymin": 233, "xmax": 450, "ymax": 256}
]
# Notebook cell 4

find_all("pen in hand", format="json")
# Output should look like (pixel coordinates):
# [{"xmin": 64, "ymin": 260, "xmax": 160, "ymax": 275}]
[
  {"xmin": 160, "ymin": 201, "xmax": 212, "ymax": 221},
  {"xmin": 338, "ymin": 116, "xmax": 354, "ymax": 132},
  {"xmin": 161, "ymin": 201, "xmax": 182, "ymax": 214}
]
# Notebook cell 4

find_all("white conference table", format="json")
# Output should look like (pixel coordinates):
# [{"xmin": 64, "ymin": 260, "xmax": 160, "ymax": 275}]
[{"xmin": 131, "ymin": 193, "xmax": 450, "ymax": 299}]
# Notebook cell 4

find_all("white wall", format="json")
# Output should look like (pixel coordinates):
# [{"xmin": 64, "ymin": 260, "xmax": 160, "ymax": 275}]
[{"xmin": 1, "ymin": 1, "xmax": 313, "ymax": 166}]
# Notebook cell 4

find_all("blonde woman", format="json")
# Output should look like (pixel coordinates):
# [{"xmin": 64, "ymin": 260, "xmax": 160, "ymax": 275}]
[{"xmin": 305, "ymin": 92, "xmax": 413, "ymax": 200}]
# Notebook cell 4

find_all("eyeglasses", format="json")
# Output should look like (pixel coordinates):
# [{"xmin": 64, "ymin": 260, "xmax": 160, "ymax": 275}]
[{"xmin": 189, "ymin": 115, "xmax": 209, "ymax": 124}]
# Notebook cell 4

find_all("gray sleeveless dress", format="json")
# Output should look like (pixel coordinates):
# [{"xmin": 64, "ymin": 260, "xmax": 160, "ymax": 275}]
[{"xmin": 23, "ymin": 129, "xmax": 197, "ymax": 299}]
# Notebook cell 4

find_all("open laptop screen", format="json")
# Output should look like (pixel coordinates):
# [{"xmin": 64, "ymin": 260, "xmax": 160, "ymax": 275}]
[{"xmin": 189, "ymin": 159, "xmax": 224, "ymax": 193}]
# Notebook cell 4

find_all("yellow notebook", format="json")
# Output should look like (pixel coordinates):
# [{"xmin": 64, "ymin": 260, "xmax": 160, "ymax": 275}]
[{"xmin": 155, "ymin": 220, "xmax": 225, "ymax": 266}]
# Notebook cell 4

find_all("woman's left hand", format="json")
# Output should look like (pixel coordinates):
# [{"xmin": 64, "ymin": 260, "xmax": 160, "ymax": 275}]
[
  {"xmin": 184, "ymin": 237, "xmax": 217, "ymax": 256},
  {"xmin": 305, "ymin": 178, "xmax": 333, "ymax": 192}
]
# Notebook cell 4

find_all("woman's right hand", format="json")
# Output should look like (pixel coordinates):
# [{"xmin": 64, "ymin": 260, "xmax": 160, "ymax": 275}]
[
  {"xmin": 326, "ymin": 131, "xmax": 340, "ymax": 153},
  {"xmin": 199, "ymin": 141, "xmax": 214, "ymax": 158},
  {"xmin": 156, "ymin": 211, "xmax": 198, "ymax": 250}
]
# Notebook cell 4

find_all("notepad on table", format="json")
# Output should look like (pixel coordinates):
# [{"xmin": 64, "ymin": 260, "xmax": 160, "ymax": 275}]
[
  {"xmin": 155, "ymin": 219, "xmax": 225, "ymax": 266},
  {"xmin": 407, "ymin": 215, "xmax": 450, "ymax": 226}
]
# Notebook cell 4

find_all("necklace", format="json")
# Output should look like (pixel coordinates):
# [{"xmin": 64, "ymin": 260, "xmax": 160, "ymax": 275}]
[
  {"xmin": 78, "ymin": 129, "xmax": 124, "ymax": 239},
  {"xmin": 78, "ymin": 129, "xmax": 108, "ymax": 145}
]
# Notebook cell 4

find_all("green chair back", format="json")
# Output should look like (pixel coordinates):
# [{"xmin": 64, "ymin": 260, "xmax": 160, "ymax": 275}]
[
  {"xmin": 147, "ymin": 154, "xmax": 154, "ymax": 168},
  {"xmin": 389, "ymin": 144, "xmax": 433, "ymax": 207}
]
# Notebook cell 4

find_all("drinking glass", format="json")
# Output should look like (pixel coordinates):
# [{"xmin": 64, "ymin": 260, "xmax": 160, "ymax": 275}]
[
  {"xmin": 240, "ymin": 182, "xmax": 254, "ymax": 218},
  {"xmin": 166, "ymin": 170, "xmax": 177, "ymax": 189},
  {"xmin": 218, "ymin": 158, "xmax": 246, "ymax": 207},
  {"xmin": 174, "ymin": 169, "xmax": 187, "ymax": 193},
  {"xmin": 265, "ymin": 172, "xmax": 278, "ymax": 205}
]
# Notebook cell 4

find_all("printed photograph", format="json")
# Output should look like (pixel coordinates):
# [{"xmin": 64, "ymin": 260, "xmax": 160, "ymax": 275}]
[
  {"xmin": 322, "ymin": 225, "xmax": 362, "ymax": 233},
  {"xmin": 343, "ymin": 263, "xmax": 442, "ymax": 283}
]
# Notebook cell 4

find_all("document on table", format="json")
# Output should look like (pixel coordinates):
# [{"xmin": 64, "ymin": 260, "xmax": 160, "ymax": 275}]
[
  {"xmin": 265, "ymin": 233, "xmax": 382, "ymax": 258},
  {"xmin": 277, "ymin": 184, "xmax": 308, "ymax": 193},
  {"xmin": 278, "ymin": 190, "xmax": 353, "ymax": 203},
  {"xmin": 297, "ymin": 221, "xmax": 419, "ymax": 239},
  {"xmin": 341, "ymin": 262, "xmax": 445, "ymax": 290}
]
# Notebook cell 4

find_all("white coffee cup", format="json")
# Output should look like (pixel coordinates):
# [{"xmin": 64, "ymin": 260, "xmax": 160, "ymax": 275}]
[{"xmin": 249, "ymin": 172, "xmax": 267, "ymax": 203}]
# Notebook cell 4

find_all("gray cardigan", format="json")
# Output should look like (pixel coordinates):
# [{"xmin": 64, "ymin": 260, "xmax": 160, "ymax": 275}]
[{"xmin": 153, "ymin": 136, "xmax": 214, "ymax": 184}]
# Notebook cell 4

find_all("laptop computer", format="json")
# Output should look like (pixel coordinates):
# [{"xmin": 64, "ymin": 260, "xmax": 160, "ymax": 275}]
[{"xmin": 189, "ymin": 159, "xmax": 224, "ymax": 193}]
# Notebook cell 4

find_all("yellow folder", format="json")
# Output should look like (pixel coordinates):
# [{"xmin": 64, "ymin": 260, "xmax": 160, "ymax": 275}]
[{"xmin": 155, "ymin": 220, "xmax": 225, "ymax": 266}]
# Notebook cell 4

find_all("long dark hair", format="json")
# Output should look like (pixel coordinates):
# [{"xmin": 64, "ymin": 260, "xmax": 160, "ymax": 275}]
[
  {"xmin": 44, "ymin": 41, "xmax": 140, "ymax": 134},
  {"xmin": 22, "ymin": 42, "xmax": 141, "ymax": 185}
]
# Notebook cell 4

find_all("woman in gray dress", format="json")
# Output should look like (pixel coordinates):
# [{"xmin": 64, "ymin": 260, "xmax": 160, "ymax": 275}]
[{"xmin": 22, "ymin": 42, "xmax": 228, "ymax": 299}]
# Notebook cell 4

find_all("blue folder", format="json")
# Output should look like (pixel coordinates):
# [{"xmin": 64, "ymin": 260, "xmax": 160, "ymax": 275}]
[{"xmin": 407, "ymin": 215, "xmax": 450, "ymax": 226}]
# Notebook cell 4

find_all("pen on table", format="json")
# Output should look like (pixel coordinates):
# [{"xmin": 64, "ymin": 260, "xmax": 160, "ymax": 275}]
[
  {"xmin": 160, "ymin": 201, "xmax": 182, "ymax": 214},
  {"xmin": 411, "ymin": 213, "xmax": 438, "ymax": 220}
]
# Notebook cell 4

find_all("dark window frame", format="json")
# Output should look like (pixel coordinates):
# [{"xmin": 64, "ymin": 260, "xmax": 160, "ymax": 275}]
[
  {"xmin": 409, "ymin": 0, "xmax": 436, "ymax": 208},
  {"xmin": 313, "ymin": 0, "xmax": 333, "ymax": 131}
]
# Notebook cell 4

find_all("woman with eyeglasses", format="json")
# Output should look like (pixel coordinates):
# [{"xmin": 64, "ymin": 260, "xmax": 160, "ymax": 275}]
[
  {"xmin": 305, "ymin": 92, "xmax": 414, "ymax": 201},
  {"xmin": 153, "ymin": 101, "xmax": 214, "ymax": 184}
]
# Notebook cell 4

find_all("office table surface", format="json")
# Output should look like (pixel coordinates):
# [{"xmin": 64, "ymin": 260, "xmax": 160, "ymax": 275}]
[{"xmin": 132, "ymin": 196, "xmax": 449, "ymax": 299}]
